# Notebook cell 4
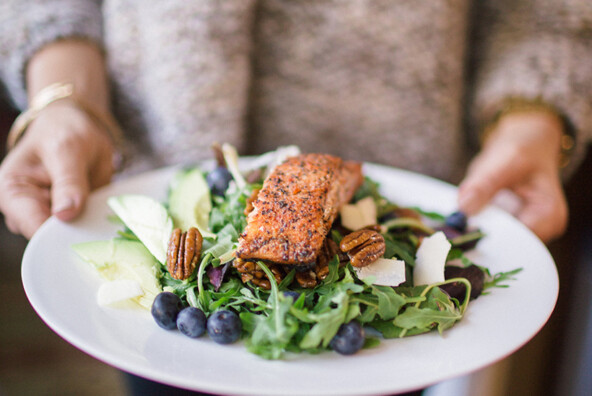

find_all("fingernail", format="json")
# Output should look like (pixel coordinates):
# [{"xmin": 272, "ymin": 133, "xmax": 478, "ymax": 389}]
[
  {"xmin": 491, "ymin": 189, "xmax": 523, "ymax": 216},
  {"xmin": 52, "ymin": 198, "xmax": 76, "ymax": 215}
]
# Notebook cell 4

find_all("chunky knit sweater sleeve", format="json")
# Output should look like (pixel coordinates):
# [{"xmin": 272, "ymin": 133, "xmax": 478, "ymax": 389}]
[
  {"xmin": 469, "ymin": 0, "xmax": 592, "ymax": 175},
  {"xmin": 0, "ymin": 0, "xmax": 103, "ymax": 109}
]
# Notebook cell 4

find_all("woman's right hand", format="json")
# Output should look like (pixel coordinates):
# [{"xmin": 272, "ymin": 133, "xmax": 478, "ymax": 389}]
[
  {"xmin": 0, "ymin": 101, "xmax": 115, "ymax": 239},
  {"xmin": 458, "ymin": 111, "xmax": 568, "ymax": 243}
]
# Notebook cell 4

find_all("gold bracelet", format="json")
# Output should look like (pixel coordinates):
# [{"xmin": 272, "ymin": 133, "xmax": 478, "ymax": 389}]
[
  {"xmin": 480, "ymin": 97, "xmax": 575, "ymax": 168},
  {"xmin": 6, "ymin": 82, "xmax": 124, "ymax": 157}
]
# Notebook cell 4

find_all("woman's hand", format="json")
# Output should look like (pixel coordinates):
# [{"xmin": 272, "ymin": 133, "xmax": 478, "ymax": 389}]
[
  {"xmin": 458, "ymin": 111, "xmax": 568, "ymax": 243},
  {"xmin": 0, "ymin": 39, "xmax": 114, "ymax": 239},
  {"xmin": 0, "ymin": 102, "xmax": 114, "ymax": 238}
]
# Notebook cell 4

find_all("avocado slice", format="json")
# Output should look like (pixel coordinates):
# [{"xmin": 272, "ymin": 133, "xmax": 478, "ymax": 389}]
[
  {"xmin": 107, "ymin": 194, "xmax": 173, "ymax": 264},
  {"xmin": 72, "ymin": 239, "xmax": 163, "ymax": 308},
  {"xmin": 168, "ymin": 168, "xmax": 214, "ymax": 238}
]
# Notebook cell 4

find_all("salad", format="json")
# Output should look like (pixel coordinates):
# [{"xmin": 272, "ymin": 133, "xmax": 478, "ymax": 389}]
[{"xmin": 72, "ymin": 144, "xmax": 520, "ymax": 359}]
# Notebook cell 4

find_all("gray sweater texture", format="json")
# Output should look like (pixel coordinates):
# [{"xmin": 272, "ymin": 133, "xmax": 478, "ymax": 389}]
[{"xmin": 1, "ymin": 0, "xmax": 591, "ymax": 182}]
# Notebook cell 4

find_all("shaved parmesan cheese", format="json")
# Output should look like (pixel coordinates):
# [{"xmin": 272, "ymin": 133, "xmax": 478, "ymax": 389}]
[
  {"xmin": 354, "ymin": 257, "xmax": 406, "ymax": 286},
  {"xmin": 97, "ymin": 279, "xmax": 144, "ymax": 306},
  {"xmin": 222, "ymin": 143, "xmax": 246, "ymax": 190},
  {"xmin": 340, "ymin": 196, "xmax": 377, "ymax": 231},
  {"xmin": 413, "ymin": 231, "xmax": 451, "ymax": 286}
]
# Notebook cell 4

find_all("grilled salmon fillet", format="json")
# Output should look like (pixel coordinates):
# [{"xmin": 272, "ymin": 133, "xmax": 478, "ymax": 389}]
[{"xmin": 236, "ymin": 153, "xmax": 363, "ymax": 266}]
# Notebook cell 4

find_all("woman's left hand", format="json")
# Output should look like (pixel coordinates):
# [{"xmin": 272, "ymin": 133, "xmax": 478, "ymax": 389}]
[{"xmin": 458, "ymin": 111, "xmax": 568, "ymax": 243}]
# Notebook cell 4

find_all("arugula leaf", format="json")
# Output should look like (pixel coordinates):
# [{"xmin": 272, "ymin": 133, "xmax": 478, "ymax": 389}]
[
  {"xmin": 298, "ymin": 289, "xmax": 350, "ymax": 349},
  {"xmin": 369, "ymin": 319, "xmax": 429, "ymax": 338},
  {"xmin": 410, "ymin": 207, "xmax": 446, "ymax": 222},
  {"xmin": 383, "ymin": 234, "xmax": 416, "ymax": 266},
  {"xmin": 393, "ymin": 306, "xmax": 461, "ymax": 335},
  {"xmin": 450, "ymin": 230, "xmax": 486, "ymax": 248},
  {"xmin": 203, "ymin": 233, "xmax": 235, "ymax": 262},
  {"xmin": 446, "ymin": 248, "xmax": 474, "ymax": 267},
  {"xmin": 371, "ymin": 285, "xmax": 407, "ymax": 320},
  {"xmin": 245, "ymin": 262, "xmax": 299, "ymax": 359},
  {"xmin": 161, "ymin": 273, "xmax": 195, "ymax": 296},
  {"xmin": 209, "ymin": 185, "xmax": 253, "ymax": 234},
  {"xmin": 320, "ymin": 256, "xmax": 341, "ymax": 285},
  {"xmin": 247, "ymin": 300, "xmax": 298, "ymax": 359},
  {"xmin": 483, "ymin": 268, "xmax": 523, "ymax": 290},
  {"xmin": 382, "ymin": 217, "xmax": 436, "ymax": 235}
]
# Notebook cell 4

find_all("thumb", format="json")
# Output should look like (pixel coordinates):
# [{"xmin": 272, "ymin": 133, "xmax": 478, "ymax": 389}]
[
  {"xmin": 44, "ymin": 150, "xmax": 91, "ymax": 221},
  {"xmin": 458, "ymin": 148, "xmax": 527, "ymax": 215}
]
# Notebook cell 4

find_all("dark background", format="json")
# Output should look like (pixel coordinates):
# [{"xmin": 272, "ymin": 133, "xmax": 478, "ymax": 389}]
[{"xmin": 0, "ymin": 98, "xmax": 590, "ymax": 396}]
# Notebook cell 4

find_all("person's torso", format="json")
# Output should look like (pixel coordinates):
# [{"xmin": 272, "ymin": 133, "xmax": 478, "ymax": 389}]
[{"xmin": 104, "ymin": 0, "xmax": 470, "ymax": 183}]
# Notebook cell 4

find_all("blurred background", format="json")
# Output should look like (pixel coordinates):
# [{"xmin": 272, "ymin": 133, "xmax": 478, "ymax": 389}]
[{"xmin": 0, "ymin": 95, "xmax": 590, "ymax": 396}]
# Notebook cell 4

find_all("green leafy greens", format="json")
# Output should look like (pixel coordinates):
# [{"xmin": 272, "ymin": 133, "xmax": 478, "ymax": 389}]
[{"xmin": 114, "ymin": 167, "xmax": 519, "ymax": 359}]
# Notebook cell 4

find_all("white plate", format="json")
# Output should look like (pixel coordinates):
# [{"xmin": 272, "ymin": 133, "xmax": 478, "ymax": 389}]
[{"xmin": 22, "ymin": 163, "xmax": 558, "ymax": 396}]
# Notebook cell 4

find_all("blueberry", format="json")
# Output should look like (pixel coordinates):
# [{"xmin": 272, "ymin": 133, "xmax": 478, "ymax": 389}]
[
  {"xmin": 207, "ymin": 310, "xmax": 242, "ymax": 344},
  {"xmin": 282, "ymin": 291, "xmax": 301, "ymax": 302},
  {"xmin": 445, "ymin": 211, "xmax": 468, "ymax": 232},
  {"xmin": 176, "ymin": 307, "xmax": 207, "ymax": 338},
  {"xmin": 151, "ymin": 292, "xmax": 183, "ymax": 330},
  {"xmin": 330, "ymin": 321, "xmax": 366, "ymax": 355},
  {"xmin": 206, "ymin": 167, "xmax": 233, "ymax": 196}
]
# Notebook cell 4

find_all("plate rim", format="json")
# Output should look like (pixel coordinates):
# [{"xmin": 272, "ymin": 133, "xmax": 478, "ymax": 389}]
[{"xmin": 21, "ymin": 162, "xmax": 559, "ymax": 395}]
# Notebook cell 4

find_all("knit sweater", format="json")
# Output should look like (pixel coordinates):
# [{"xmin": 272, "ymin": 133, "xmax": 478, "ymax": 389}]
[{"xmin": 1, "ymin": 0, "xmax": 591, "ymax": 182}]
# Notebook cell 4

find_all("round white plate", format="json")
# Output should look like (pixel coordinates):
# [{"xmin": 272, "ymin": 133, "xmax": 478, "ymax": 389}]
[{"xmin": 22, "ymin": 163, "xmax": 558, "ymax": 396}]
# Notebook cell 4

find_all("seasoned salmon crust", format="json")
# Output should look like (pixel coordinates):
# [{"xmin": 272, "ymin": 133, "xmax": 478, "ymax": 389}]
[{"xmin": 236, "ymin": 153, "xmax": 363, "ymax": 266}]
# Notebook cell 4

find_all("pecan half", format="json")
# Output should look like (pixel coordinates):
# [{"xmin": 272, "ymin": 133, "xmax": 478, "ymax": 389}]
[
  {"xmin": 233, "ymin": 258, "xmax": 284, "ymax": 290},
  {"xmin": 295, "ymin": 270, "xmax": 317, "ymax": 288},
  {"xmin": 339, "ymin": 228, "xmax": 386, "ymax": 267},
  {"xmin": 167, "ymin": 227, "xmax": 203, "ymax": 280}
]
